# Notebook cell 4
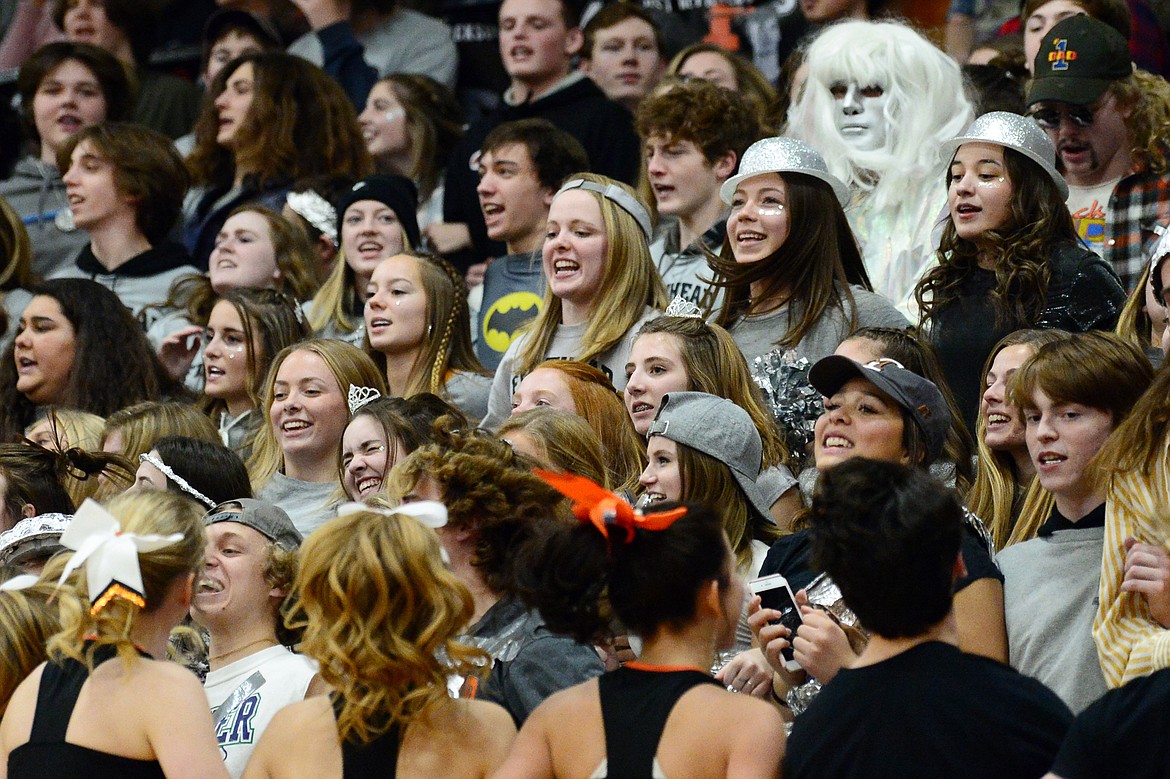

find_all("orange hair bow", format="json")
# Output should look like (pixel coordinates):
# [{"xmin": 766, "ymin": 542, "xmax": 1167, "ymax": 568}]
[{"xmin": 534, "ymin": 469, "xmax": 687, "ymax": 545}]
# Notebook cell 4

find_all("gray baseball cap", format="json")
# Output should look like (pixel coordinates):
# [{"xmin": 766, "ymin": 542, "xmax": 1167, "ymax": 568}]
[
  {"xmin": 204, "ymin": 499, "xmax": 302, "ymax": 550},
  {"xmin": 809, "ymin": 356, "xmax": 951, "ymax": 465},
  {"xmin": 646, "ymin": 391, "xmax": 773, "ymax": 521}
]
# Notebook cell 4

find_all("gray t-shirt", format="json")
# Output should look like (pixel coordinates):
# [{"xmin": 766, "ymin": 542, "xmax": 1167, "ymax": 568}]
[
  {"xmin": 256, "ymin": 472, "xmax": 338, "ymax": 537},
  {"xmin": 728, "ymin": 285, "xmax": 908, "ymax": 367},
  {"xmin": 998, "ymin": 525, "xmax": 1108, "ymax": 714},
  {"xmin": 481, "ymin": 306, "xmax": 659, "ymax": 429},
  {"xmin": 445, "ymin": 371, "xmax": 492, "ymax": 424}
]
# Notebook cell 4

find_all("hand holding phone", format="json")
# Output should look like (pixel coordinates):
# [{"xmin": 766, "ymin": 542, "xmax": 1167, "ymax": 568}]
[{"xmin": 750, "ymin": 574, "xmax": 803, "ymax": 672}]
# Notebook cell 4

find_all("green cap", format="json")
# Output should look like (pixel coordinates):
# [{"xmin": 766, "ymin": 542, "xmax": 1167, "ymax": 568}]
[{"xmin": 1027, "ymin": 15, "xmax": 1133, "ymax": 107}]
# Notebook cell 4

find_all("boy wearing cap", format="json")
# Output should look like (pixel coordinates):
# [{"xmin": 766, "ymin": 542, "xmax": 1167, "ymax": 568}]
[
  {"xmin": 779, "ymin": 459, "xmax": 1071, "ymax": 779},
  {"xmin": 1026, "ymin": 14, "xmax": 1170, "ymax": 290},
  {"xmin": 635, "ymin": 79, "xmax": 761, "ymax": 312},
  {"xmin": 193, "ymin": 499, "xmax": 322, "ymax": 779}
]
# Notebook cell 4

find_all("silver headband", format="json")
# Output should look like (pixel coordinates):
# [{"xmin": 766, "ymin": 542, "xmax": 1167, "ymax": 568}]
[
  {"xmin": 286, "ymin": 190, "xmax": 338, "ymax": 245},
  {"xmin": 555, "ymin": 179, "xmax": 652, "ymax": 243},
  {"xmin": 139, "ymin": 452, "xmax": 216, "ymax": 509}
]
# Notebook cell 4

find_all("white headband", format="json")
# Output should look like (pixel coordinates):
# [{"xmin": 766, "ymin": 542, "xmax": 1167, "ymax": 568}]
[
  {"xmin": 139, "ymin": 452, "xmax": 216, "ymax": 509},
  {"xmin": 555, "ymin": 179, "xmax": 652, "ymax": 243},
  {"xmin": 56, "ymin": 499, "xmax": 184, "ymax": 614},
  {"xmin": 286, "ymin": 190, "xmax": 338, "ymax": 245}
]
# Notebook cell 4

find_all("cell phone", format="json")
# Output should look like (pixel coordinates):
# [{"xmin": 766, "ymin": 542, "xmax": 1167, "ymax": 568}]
[{"xmin": 750, "ymin": 573, "xmax": 803, "ymax": 672}]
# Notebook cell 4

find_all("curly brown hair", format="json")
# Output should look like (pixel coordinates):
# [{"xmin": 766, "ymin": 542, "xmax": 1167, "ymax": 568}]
[
  {"xmin": 385, "ymin": 422, "xmax": 569, "ymax": 595},
  {"xmin": 1112, "ymin": 70, "xmax": 1170, "ymax": 176},
  {"xmin": 634, "ymin": 78, "xmax": 762, "ymax": 166},
  {"xmin": 187, "ymin": 52, "xmax": 372, "ymax": 191},
  {"xmin": 916, "ymin": 147, "xmax": 1079, "ymax": 329}
]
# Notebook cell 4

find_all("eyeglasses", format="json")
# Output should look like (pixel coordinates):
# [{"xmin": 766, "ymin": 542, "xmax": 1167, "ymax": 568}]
[{"xmin": 1027, "ymin": 105, "xmax": 1095, "ymax": 130}]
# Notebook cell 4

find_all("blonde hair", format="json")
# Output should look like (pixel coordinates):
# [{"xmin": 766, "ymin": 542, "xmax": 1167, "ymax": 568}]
[
  {"xmin": 289, "ymin": 509, "xmax": 487, "ymax": 744},
  {"xmin": 27, "ymin": 408, "xmax": 129, "ymax": 506},
  {"xmin": 675, "ymin": 440, "xmax": 778, "ymax": 571},
  {"xmin": 101, "ymin": 402, "xmax": 219, "ymax": 461},
  {"xmin": 516, "ymin": 173, "xmax": 666, "ymax": 375},
  {"xmin": 966, "ymin": 329, "xmax": 1068, "ymax": 549},
  {"xmin": 47, "ymin": 491, "xmax": 205, "ymax": 667},
  {"xmin": 246, "ymin": 339, "xmax": 386, "ymax": 490},
  {"xmin": 1115, "ymin": 260, "xmax": 1159, "ymax": 352},
  {"xmin": 528, "ymin": 360, "xmax": 646, "ymax": 493},
  {"xmin": 496, "ymin": 407, "xmax": 610, "ymax": 487},
  {"xmin": 364, "ymin": 255, "xmax": 486, "ymax": 398},
  {"xmin": 308, "ymin": 243, "xmax": 417, "ymax": 337},
  {"xmin": 0, "ymin": 579, "xmax": 59, "ymax": 714}
]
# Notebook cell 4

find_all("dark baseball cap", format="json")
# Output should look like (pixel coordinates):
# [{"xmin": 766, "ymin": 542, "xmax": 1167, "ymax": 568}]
[
  {"xmin": 203, "ymin": 9, "xmax": 283, "ymax": 50},
  {"xmin": 204, "ymin": 499, "xmax": 302, "ymax": 550},
  {"xmin": 809, "ymin": 356, "xmax": 951, "ymax": 466},
  {"xmin": 1027, "ymin": 15, "xmax": 1133, "ymax": 107}
]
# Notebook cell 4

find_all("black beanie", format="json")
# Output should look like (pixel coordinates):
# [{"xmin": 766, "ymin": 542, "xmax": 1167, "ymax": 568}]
[{"xmin": 335, "ymin": 175, "xmax": 421, "ymax": 250}]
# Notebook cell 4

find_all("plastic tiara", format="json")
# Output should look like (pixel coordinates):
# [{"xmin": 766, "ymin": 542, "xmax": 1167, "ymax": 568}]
[
  {"xmin": 348, "ymin": 385, "xmax": 382, "ymax": 415},
  {"xmin": 556, "ymin": 179, "xmax": 652, "ymax": 243},
  {"xmin": 139, "ymin": 452, "xmax": 216, "ymax": 509},
  {"xmin": 664, "ymin": 297, "xmax": 703, "ymax": 318},
  {"xmin": 286, "ymin": 190, "xmax": 338, "ymax": 245}
]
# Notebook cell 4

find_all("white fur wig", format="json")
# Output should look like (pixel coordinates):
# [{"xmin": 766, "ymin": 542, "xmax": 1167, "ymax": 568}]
[{"xmin": 786, "ymin": 20, "xmax": 974, "ymax": 213}]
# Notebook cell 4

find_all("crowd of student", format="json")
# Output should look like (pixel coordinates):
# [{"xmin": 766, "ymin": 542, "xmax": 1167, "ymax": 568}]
[{"xmin": 0, "ymin": 0, "xmax": 1167, "ymax": 776}]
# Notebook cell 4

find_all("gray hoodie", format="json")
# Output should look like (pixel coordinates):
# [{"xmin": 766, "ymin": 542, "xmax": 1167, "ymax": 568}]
[{"xmin": 0, "ymin": 156, "xmax": 88, "ymax": 281}]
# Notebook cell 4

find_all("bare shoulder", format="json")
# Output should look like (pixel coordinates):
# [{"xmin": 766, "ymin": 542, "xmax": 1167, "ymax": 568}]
[
  {"xmin": 266, "ymin": 695, "xmax": 336, "ymax": 734},
  {"xmin": 682, "ymin": 685, "xmax": 786, "ymax": 738},
  {"xmin": 0, "ymin": 663, "xmax": 47, "ymax": 745}
]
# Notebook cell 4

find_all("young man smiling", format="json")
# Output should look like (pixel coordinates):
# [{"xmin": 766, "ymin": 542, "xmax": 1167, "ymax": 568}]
[
  {"xmin": 1026, "ymin": 14, "xmax": 1170, "ymax": 290},
  {"xmin": 635, "ymin": 79, "xmax": 760, "ymax": 310},
  {"xmin": 193, "ymin": 499, "xmax": 322, "ymax": 779}
]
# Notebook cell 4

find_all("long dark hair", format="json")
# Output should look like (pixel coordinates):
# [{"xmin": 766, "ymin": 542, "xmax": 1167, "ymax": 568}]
[
  {"xmin": 915, "ymin": 147, "xmax": 1079, "ymax": 328},
  {"xmin": 0, "ymin": 279, "xmax": 178, "ymax": 439},
  {"xmin": 711, "ymin": 173, "xmax": 872, "ymax": 348}
]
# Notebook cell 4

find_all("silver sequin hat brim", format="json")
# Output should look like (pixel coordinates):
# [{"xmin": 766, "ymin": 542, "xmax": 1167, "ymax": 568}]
[
  {"xmin": 941, "ymin": 111, "xmax": 1069, "ymax": 200},
  {"xmin": 720, "ymin": 136, "xmax": 851, "ymax": 207}
]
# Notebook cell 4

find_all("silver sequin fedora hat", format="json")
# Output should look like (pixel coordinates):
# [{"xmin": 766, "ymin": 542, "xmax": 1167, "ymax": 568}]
[
  {"xmin": 941, "ymin": 111, "xmax": 1068, "ymax": 200},
  {"xmin": 720, "ymin": 136, "xmax": 851, "ymax": 207}
]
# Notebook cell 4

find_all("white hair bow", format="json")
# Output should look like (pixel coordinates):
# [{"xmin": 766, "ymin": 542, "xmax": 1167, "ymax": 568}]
[
  {"xmin": 336, "ymin": 500, "xmax": 448, "ymax": 529},
  {"xmin": 56, "ymin": 500, "xmax": 184, "ymax": 614}
]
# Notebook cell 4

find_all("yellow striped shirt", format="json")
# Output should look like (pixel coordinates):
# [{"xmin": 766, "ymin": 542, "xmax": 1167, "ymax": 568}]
[{"xmin": 1095, "ymin": 457, "xmax": 1170, "ymax": 687}]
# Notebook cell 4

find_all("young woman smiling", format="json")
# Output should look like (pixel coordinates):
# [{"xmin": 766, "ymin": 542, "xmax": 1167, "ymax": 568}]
[
  {"xmin": 338, "ymin": 397, "xmax": 428, "ymax": 502},
  {"xmin": 753, "ymin": 356, "xmax": 1006, "ymax": 707},
  {"xmin": 247, "ymin": 339, "xmax": 385, "ymax": 536},
  {"xmin": 624, "ymin": 315, "xmax": 799, "ymax": 526},
  {"xmin": 711, "ymin": 136, "xmax": 906, "ymax": 370},
  {"xmin": 915, "ymin": 112, "xmax": 1126, "ymax": 433},
  {"xmin": 967, "ymin": 329, "xmax": 1068, "ymax": 549},
  {"xmin": 200, "ymin": 289, "xmax": 310, "ymax": 455},
  {"xmin": 308, "ymin": 175, "xmax": 421, "ymax": 346},
  {"xmin": 481, "ymin": 172, "xmax": 667, "ymax": 429},
  {"xmin": 363, "ymin": 253, "xmax": 490, "ymax": 422}
]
